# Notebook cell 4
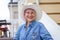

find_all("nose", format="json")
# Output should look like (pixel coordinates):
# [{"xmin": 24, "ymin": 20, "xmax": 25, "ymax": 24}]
[{"xmin": 29, "ymin": 12, "xmax": 34, "ymax": 17}]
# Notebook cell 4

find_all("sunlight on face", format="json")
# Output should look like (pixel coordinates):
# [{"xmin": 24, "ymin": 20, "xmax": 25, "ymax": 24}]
[{"xmin": 24, "ymin": 8, "xmax": 36, "ymax": 22}]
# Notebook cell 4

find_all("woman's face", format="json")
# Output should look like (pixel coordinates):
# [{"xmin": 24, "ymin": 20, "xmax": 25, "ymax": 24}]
[{"xmin": 24, "ymin": 8, "xmax": 36, "ymax": 22}]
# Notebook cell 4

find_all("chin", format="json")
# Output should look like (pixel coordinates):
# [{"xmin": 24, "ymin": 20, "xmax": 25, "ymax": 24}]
[{"xmin": 28, "ymin": 19, "xmax": 34, "ymax": 22}]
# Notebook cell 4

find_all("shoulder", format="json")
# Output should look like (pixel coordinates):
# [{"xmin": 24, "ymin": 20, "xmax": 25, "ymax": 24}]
[
  {"xmin": 35, "ymin": 21, "xmax": 45, "ymax": 28},
  {"xmin": 17, "ymin": 23, "xmax": 25, "ymax": 31},
  {"xmin": 35, "ymin": 21, "xmax": 44, "ymax": 26}
]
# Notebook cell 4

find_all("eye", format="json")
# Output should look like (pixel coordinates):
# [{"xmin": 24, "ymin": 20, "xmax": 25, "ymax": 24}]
[
  {"xmin": 31, "ymin": 12, "xmax": 33, "ymax": 14},
  {"xmin": 31, "ymin": 12, "xmax": 34, "ymax": 14}
]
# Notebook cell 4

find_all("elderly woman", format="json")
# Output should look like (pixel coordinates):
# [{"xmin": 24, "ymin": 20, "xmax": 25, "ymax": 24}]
[{"xmin": 14, "ymin": 3, "xmax": 53, "ymax": 40}]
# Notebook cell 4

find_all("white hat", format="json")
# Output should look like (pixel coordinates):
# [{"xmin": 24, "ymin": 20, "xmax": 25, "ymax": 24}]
[{"xmin": 19, "ymin": 3, "xmax": 42, "ymax": 21}]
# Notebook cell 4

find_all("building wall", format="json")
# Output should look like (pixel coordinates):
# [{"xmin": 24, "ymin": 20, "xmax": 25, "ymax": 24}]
[
  {"xmin": 8, "ymin": 4, "xmax": 18, "ymax": 37},
  {"xmin": 40, "ymin": 0, "xmax": 60, "ymax": 25},
  {"xmin": 13, "ymin": 0, "xmax": 18, "ymax": 2}
]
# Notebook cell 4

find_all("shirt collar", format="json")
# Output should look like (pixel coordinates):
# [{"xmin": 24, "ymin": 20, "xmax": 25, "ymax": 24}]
[{"xmin": 24, "ymin": 20, "xmax": 36, "ymax": 28}]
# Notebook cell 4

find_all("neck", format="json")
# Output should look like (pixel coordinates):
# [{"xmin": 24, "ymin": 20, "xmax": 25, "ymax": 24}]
[{"xmin": 26, "ymin": 21, "xmax": 31, "ymax": 29}]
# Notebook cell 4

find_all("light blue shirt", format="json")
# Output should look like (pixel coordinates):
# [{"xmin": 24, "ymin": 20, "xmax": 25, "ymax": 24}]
[{"xmin": 14, "ymin": 21, "xmax": 53, "ymax": 40}]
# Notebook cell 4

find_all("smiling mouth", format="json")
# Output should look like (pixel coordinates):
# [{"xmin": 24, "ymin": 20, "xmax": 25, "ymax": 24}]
[{"xmin": 28, "ymin": 16, "xmax": 34, "ymax": 19}]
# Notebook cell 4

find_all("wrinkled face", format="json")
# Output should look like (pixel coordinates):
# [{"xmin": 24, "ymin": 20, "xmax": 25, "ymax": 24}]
[{"xmin": 24, "ymin": 8, "xmax": 36, "ymax": 22}]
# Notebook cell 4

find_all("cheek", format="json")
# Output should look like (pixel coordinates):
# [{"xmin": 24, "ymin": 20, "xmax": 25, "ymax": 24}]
[
  {"xmin": 33, "ymin": 14, "xmax": 36, "ymax": 18},
  {"xmin": 33, "ymin": 15, "xmax": 36, "ymax": 20}
]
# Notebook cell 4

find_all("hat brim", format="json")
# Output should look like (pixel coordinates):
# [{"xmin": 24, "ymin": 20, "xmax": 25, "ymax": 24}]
[{"xmin": 19, "ymin": 3, "xmax": 42, "ymax": 21}]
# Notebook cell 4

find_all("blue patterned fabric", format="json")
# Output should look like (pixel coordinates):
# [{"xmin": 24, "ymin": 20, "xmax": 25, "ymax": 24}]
[{"xmin": 14, "ymin": 21, "xmax": 53, "ymax": 40}]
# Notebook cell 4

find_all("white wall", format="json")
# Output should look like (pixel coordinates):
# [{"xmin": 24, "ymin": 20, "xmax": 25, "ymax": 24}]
[{"xmin": 13, "ymin": 0, "xmax": 18, "ymax": 2}]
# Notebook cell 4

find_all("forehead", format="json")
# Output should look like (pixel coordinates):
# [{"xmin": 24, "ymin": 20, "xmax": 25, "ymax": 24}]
[{"xmin": 24, "ymin": 8, "xmax": 36, "ymax": 12}]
